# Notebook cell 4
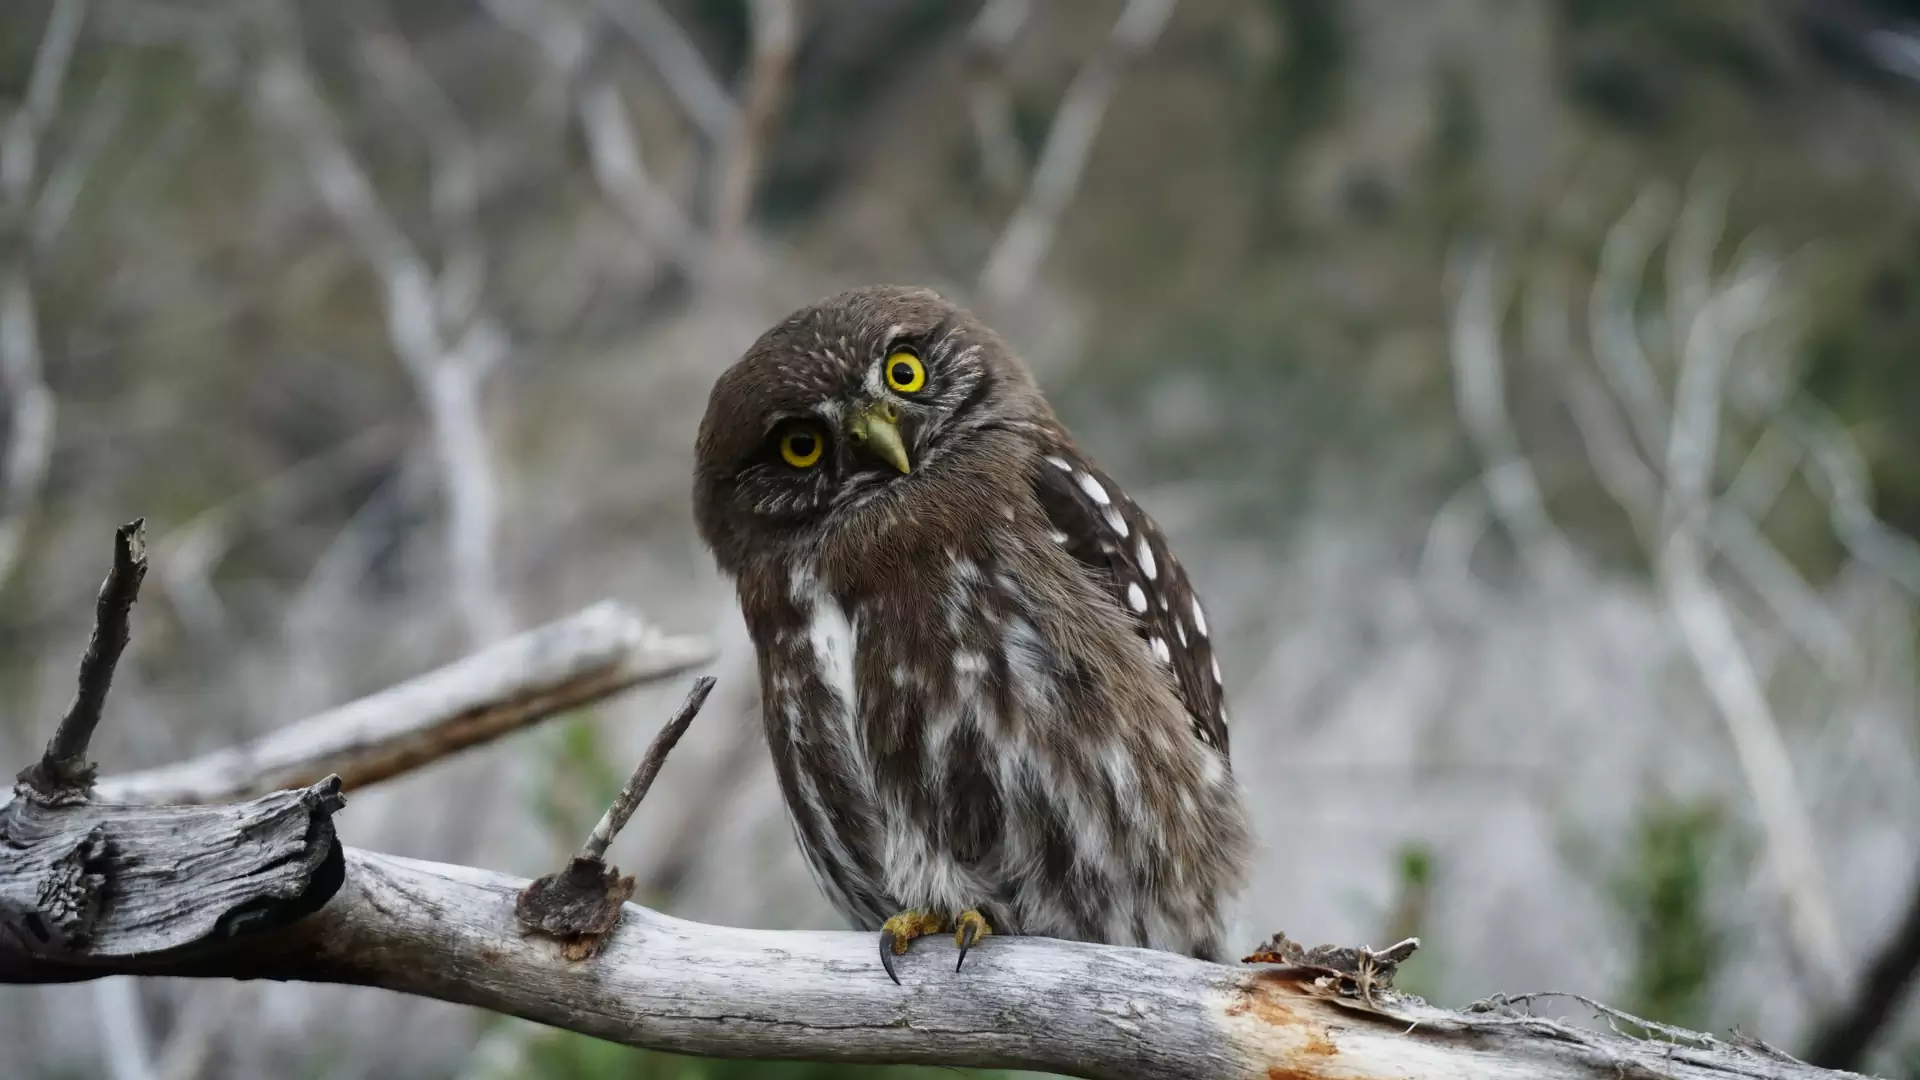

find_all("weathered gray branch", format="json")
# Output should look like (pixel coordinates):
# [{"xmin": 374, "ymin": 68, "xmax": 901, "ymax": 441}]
[
  {"xmin": 0, "ymin": 837, "xmax": 1871, "ymax": 1080},
  {"xmin": 1, "ymin": 778, "xmax": 343, "ymax": 961},
  {"xmin": 17, "ymin": 519, "xmax": 147, "ymax": 800},
  {"xmin": 87, "ymin": 601, "xmax": 710, "ymax": 806}
]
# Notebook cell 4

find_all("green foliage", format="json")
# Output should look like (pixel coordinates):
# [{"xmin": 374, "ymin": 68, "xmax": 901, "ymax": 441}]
[
  {"xmin": 531, "ymin": 710, "xmax": 626, "ymax": 851},
  {"xmin": 1608, "ymin": 799, "xmax": 1734, "ymax": 1031},
  {"xmin": 1382, "ymin": 841, "xmax": 1441, "ymax": 1001}
]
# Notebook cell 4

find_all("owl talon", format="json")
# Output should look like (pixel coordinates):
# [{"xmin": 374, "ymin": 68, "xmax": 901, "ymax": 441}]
[
  {"xmin": 877, "ymin": 909, "xmax": 942, "ymax": 985},
  {"xmin": 953, "ymin": 909, "xmax": 993, "ymax": 972}
]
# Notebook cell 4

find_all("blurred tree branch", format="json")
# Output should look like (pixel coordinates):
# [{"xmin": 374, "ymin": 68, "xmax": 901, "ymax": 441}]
[
  {"xmin": 978, "ymin": 0, "xmax": 1177, "ymax": 306},
  {"xmin": 256, "ymin": 8, "xmax": 514, "ymax": 647},
  {"xmin": 1448, "ymin": 171, "xmax": 1920, "ymax": 1057},
  {"xmin": 0, "ymin": 0, "xmax": 88, "ymax": 592}
]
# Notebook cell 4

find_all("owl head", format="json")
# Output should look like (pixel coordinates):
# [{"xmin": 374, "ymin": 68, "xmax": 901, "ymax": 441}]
[{"xmin": 693, "ymin": 286, "xmax": 1047, "ymax": 575}]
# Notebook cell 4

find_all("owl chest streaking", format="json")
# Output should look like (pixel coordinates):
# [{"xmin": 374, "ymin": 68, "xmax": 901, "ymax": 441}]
[{"xmin": 694, "ymin": 286, "xmax": 1249, "ymax": 978}]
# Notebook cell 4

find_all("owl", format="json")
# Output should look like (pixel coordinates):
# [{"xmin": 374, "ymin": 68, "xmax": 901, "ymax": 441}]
[{"xmin": 693, "ymin": 286, "xmax": 1249, "ymax": 982}]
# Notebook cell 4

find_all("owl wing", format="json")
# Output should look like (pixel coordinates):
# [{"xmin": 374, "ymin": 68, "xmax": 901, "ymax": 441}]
[{"xmin": 1029, "ymin": 441, "xmax": 1230, "ymax": 756}]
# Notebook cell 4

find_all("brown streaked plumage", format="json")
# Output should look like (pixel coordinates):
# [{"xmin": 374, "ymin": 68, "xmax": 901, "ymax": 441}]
[{"xmin": 693, "ymin": 285, "xmax": 1249, "ymax": 981}]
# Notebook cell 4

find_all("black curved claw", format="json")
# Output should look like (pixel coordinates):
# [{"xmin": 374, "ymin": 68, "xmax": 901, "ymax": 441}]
[
  {"xmin": 955, "ymin": 920, "xmax": 982, "ymax": 973},
  {"xmin": 880, "ymin": 929, "xmax": 902, "ymax": 985}
]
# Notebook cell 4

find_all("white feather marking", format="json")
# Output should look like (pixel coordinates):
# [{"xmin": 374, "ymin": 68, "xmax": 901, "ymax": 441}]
[
  {"xmin": 945, "ymin": 558, "xmax": 983, "ymax": 633},
  {"xmin": 1150, "ymin": 636, "xmax": 1171, "ymax": 663},
  {"xmin": 1191, "ymin": 597, "xmax": 1209, "ymax": 637},
  {"xmin": 1050, "ymin": 530, "xmax": 1070, "ymax": 545},
  {"xmin": 1176, "ymin": 620, "xmax": 1187, "ymax": 646},
  {"xmin": 1102, "ymin": 504, "xmax": 1130, "ymax": 537},
  {"xmin": 1200, "ymin": 745, "xmax": 1228, "ymax": 785},
  {"xmin": 1102, "ymin": 742, "xmax": 1136, "ymax": 797},
  {"xmin": 1045, "ymin": 455, "xmax": 1073, "ymax": 472},
  {"xmin": 1126, "ymin": 582, "xmax": 1148, "ymax": 613},
  {"xmin": 1136, "ymin": 537, "xmax": 1157, "ymax": 579},
  {"xmin": 787, "ymin": 562, "xmax": 817, "ymax": 603},
  {"xmin": 1210, "ymin": 655, "xmax": 1223, "ymax": 684},
  {"xmin": 1076, "ymin": 472, "xmax": 1111, "ymax": 506}
]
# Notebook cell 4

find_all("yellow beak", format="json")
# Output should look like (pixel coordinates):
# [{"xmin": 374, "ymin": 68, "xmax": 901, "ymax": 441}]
[{"xmin": 847, "ymin": 401, "xmax": 911, "ymax": 474}]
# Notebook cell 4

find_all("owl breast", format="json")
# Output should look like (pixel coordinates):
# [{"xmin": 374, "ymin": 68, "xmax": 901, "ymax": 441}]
[{"xmin": 751, "ymin": 531, "xmax": 1243, "ymax": 960}]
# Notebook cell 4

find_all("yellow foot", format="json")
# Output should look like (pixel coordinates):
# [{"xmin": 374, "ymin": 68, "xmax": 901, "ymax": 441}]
[
  {"xmin": 878, "ymin": 909, "xmax": 942, "ymax": 985},
  {"xmin": 953, "ymin": 909, "xmax": 993, "ymax": 972}
]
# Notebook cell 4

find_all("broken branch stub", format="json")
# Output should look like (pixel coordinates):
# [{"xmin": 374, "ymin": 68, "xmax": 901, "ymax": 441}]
[
  {"xmin": 16, "ymin": 518, "xmax": 147, "ymax": 802},
  {"xmin": 0, "ymin": 776, "xmax": 347, "ymax": 964}
]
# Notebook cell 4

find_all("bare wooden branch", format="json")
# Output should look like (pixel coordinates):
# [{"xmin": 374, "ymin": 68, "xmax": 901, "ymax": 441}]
[
  {"xmin": 0, "ymin": 840, "xmax": 1875, "ymax": 1080},
  {"xmin": 0, "ymin": 777, "xmax": 344, "ymax": 960},
  {"xmin": 15, "ymin": 520, "xmax": 147, "ymax": 801},
  {"xmin": 88, "ymin": 601, "xmax": 711, "ymax": 806},
  {"xmin": 582, "ymin": 674, "xmax": 714, "ymax": 861}
]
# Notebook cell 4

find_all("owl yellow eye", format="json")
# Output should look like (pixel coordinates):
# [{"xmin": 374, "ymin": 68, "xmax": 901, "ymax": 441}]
[
  {"xmin": 779, "ymin": 425, "xmax": 824, "ymax": 468},
  {"xmin": 884, "ymin": 351, "xmax": 926, "ymax": 393}
]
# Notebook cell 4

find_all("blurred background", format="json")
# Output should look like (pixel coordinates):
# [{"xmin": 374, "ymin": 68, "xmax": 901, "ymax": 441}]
[{"xmin": 3, "ymin": 0, "xmax": 1920, "ymax": 1076}]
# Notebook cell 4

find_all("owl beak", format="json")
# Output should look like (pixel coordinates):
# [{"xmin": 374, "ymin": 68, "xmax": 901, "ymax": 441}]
[{"xmin": 847, "ymin": 402, "xmax": 912, "ymax": 474}]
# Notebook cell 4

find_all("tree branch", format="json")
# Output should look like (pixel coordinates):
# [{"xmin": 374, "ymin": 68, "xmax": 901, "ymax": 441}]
[
  {"xmin": 89, "ymin": 601, "xmax": 711, "ymax": 806},
  {"xmin": 0, "ymin": 840, "xmax": 1874, "ymax": 1080},
  {"xmin": 580, "ymin": 674, "xmax": 714, "ymax": 862},
  {"xmin": 16, "ymin": 519, "xmax": 147, "ymax": 800}
]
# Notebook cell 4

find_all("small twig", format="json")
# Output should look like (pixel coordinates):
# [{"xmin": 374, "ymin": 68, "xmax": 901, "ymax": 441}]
[
  {"xmin": 516, "ymin": 676, "xmax": 716, "ymax": 959},
  {"xmin": 1469, "ymin": 991, "xmax": 1732, "ymax": 1053},
  {"xmin": 581, "ymin": 675, "xmax": 715, "ymax": 862},
  {"xmin": 17, "ymin": 519, "xmax": 147, "ymax": 800}
]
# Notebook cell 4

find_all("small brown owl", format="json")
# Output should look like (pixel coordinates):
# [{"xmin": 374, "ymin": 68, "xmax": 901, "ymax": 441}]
[{"xmin": 693, "ymin": 285, "xmax": 1249, "ymax": 981}]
